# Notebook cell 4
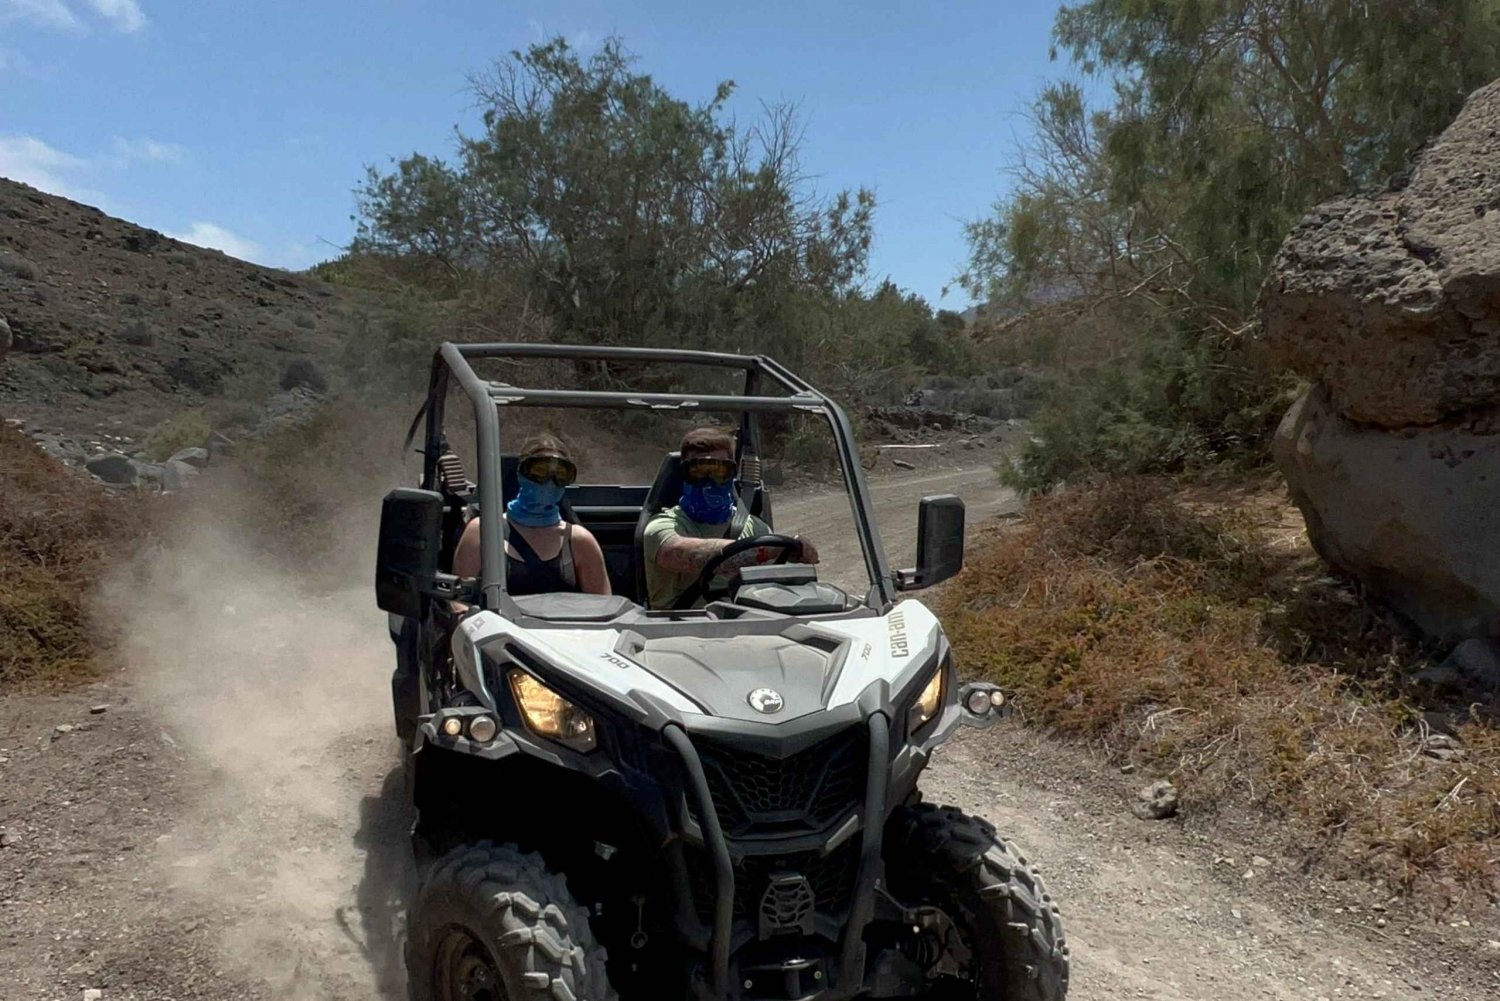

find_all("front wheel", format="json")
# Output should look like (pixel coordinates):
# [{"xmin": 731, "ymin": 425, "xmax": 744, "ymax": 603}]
[
  {"xmin": 885, "ymin": 803, "xmax": 1069, "ymax": 1000},
  {"xmin": 406, "ymin": 841, "xmax": 617, "ymax": 1001}
]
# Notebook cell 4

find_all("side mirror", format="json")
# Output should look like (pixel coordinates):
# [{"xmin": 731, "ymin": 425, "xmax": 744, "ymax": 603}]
[
  {"xmin": 375, "ymin": 488, "xmax": 445, "ymax": 617},
  {"xmin": 897, "ymin": 494, "xmax": 965, "ymax": 591}
]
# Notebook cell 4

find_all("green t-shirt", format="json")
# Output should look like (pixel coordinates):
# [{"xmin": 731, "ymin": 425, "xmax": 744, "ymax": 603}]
[{"xmin": 643, "ymin": 506, "xmax": 771, "ymax": 609}]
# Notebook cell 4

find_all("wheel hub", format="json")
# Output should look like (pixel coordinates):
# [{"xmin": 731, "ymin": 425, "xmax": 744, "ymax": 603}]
[{"xmin": 435, "ymin": 927, "xmax": 509, "ymax": 1001}]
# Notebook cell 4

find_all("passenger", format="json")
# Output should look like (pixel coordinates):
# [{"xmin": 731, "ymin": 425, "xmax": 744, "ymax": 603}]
[
  {"xmin": 453, "ymin": 434, "xmax": 611, "ymax": 596},
  {"xmin": 644, "ymin": 427, "xmax": 818, "ymax": 609}
]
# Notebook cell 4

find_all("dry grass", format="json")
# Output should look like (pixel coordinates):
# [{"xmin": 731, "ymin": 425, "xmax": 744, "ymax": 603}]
[
  {"xmin": 0, "ymin": 426, "xmax": 144, "ymax": 691},
  {"xmin": 941, "ymin": 477, "xmax": 1500, "ymax": 913}
]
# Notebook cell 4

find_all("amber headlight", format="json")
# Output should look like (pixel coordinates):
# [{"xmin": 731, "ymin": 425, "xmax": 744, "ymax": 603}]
[
  {"xmin": 507, "ymin": 669, "xmax": 597, "ymax": 752},
  {"xmin": 910, "ymin": 667, "xmax": 946, "ymax": 733}
]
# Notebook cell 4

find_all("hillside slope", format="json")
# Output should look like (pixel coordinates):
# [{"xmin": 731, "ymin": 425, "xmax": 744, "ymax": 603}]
[{"xmin": 0, "ymin": 178, "xmax": 362, "ymax": 440}]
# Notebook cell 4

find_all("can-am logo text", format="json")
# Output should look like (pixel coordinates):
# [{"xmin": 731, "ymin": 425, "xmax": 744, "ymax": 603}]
[
  {"xmin": 747, "ymin": 688, "xmax": 785, "ymax": 714},
  {"xmin": 888, "ymin": 610, "xmax": 910, "ymax": 658}
]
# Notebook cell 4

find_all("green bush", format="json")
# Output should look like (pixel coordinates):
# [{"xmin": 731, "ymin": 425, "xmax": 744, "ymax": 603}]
[
  {"xmin": 1002, "ymin": 329, "xmax": 1288, "ymax": 493},
  {"xmin": 142, "ymin": 412, "xmax": 214, "ymax": 461}
]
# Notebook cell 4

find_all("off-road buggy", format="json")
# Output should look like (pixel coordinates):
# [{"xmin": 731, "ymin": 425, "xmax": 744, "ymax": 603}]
[{"xmin": 376, "ymin": 343, "xmax": 1068, "ymax": 1001}]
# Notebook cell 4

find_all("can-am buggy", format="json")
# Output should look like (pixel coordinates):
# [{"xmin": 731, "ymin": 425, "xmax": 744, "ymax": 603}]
[{"xmin": 376, "ymin": 343, "xmax": 1068, "ymax": 1001}]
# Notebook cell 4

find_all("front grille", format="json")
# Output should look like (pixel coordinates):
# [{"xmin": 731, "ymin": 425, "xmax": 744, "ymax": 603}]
[
  {"xmin": 686, "ymin": 840, "xmax": 861, "ymax": 927},
  {"xmin": 696, "ymin": 730, "xmax": 867, "ymax": 837}
]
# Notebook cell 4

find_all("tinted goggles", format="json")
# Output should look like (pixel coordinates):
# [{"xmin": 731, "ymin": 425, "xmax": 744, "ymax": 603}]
[
  {"xmin": 518, "ymin": 454, "xmax": 578, "ymax": 487},
  {"xmin": 682, "ymin": 456, "xmax": 738, "ymax": 486}
]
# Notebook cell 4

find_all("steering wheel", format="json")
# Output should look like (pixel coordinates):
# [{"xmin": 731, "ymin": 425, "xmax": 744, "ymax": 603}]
[{"xmin": 670, "ymin": 534, "xmax": 802, "ymax": 610}]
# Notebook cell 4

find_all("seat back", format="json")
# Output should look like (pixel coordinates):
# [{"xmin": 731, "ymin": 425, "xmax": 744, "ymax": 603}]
[{"xmin": 633, "ymin": 452, "xmax": 686, "ymax": 601}]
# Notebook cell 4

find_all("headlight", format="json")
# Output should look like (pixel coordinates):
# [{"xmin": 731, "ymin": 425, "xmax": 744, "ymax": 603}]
[
  {"xmin": 910, "ymin": 667, "xmax": 945, "ymax": 733},
  {"xmin": 507, "ymin": 670, "xmax": 597, "ymax": 752}
]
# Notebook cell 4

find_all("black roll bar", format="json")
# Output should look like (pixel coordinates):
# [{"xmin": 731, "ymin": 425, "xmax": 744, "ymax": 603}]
[{"xmin": 423, "ymin": 342, "xmax": 897, "ymax": 611}]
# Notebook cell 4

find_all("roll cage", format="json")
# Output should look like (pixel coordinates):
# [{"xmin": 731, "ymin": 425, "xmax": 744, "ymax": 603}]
[{"xmin": 415, "ymin": 342, "xmax": 899, "ymax": 614}]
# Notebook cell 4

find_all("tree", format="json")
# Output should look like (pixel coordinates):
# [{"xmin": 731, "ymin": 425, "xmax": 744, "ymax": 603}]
[
  {"xmin": 355, "ymin": 38, "xmax": 874, "ymax": 356},
  {"xmin": 963, "ymin": 0, "xmax": 1500, "ymax": 485}
]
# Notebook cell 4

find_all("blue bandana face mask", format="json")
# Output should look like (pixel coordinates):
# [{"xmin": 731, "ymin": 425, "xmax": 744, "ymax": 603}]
[
  {"xmin": 681, "ymin": 481, "xmax": 735, "ymax": 525},
  {"xmin": 507, "ymin": 478, "xmax": 565, "ymax": 527}
]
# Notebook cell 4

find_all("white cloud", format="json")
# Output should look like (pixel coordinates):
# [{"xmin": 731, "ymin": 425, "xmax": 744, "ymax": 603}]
[
  {"xmin": 0, "ymin": 0, "xmax": 81, "ymax": 31},
  {"xmin": 166, "ymin": 221, "xmax": 262, "ymax": 262},
  {"xmin": 81, "ymin": 0, "xmax": 144, "ymax": 33},
  {"xmin": 0, "ymin": 0, "xmax": 146, "ymax": 34},
  {"xmin": 110, "ymin": 135, "xmax": 184, "ymax": 164},
  {"xmin": 0, "ymin": 134, "xmax": 93, "ymax": 199}
]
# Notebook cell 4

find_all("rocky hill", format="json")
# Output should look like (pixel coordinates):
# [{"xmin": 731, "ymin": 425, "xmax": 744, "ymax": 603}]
[{"xmin": 0, "ymin": 178, "xmax": 365, "ymax": 452}]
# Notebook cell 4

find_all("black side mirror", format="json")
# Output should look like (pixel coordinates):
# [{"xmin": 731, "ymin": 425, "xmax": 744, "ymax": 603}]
[
  {"xmin": 897, "ymin": 494, "xmax": 965, "ymax": 591},
  {"xmin": 375, "ymin": 488, "xmax": 445, "ymax": 617}
]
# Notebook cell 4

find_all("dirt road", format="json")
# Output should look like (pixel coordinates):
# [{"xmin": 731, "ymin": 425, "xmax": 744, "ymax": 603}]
[{"xmin": 0, "ymin": 465, "xmax": 1493, "ymax": 1000}]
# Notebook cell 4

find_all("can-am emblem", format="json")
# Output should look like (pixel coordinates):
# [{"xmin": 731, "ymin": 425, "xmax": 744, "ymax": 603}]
[{"xmin": 748, "ymin": 688, "xmax": 785, "ymax": 715}]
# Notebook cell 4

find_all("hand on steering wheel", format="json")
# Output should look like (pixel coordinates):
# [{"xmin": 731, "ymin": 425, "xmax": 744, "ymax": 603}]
[{"xmin": 670, "ymin": 533, "xmax": 803, "ymax": 610}]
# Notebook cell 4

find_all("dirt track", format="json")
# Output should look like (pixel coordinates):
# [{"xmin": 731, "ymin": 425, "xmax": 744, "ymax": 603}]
[{"xmin": 0, "ymin": 465, "xmax": 1495, "ymax": 1000}]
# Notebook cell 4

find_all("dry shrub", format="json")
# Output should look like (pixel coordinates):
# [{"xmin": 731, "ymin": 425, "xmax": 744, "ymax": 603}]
[
  {"xmin": 0, "ymin": 426, "xmax": 144, "ymax": 690},
  {"xmin": 941, "ymin": 477, "xmax": 1500, "ymax": 911}
]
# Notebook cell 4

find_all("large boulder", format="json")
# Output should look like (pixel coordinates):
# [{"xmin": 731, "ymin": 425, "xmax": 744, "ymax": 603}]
[
  {"xmin": 1275, "ymin": 388, "xmax": 1500, "ymax": 643},
  {"xmin": 1259, "ymin": 80, "xmax": 1500, "ymax": 428},
  {"xmin": 1262, "ymin": 80, "xmax": 1500, "ymax": 646}
]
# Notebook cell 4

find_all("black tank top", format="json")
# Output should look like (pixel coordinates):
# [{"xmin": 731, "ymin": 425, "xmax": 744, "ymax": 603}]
[{"xmin": 506, "ymin": 523, "xmax": 578, "ymax": 596}]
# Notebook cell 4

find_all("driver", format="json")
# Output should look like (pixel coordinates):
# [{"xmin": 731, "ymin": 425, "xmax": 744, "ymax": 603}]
[{"xmin": 643, "ymin": 427, "xmax": 818, "ymax": 609}]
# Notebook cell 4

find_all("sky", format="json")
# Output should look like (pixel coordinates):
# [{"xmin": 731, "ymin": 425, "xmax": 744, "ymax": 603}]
[{"xmin": 0, "ymin": 0, "xmax": 1073, "ymax": 308}]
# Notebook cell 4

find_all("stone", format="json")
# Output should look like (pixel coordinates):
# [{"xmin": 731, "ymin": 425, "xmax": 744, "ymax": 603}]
[
  {"xmin": 892, "ymin": 458, "xmax": 916, "ymax": 471},
  {"xmin": 130, "ymin": 460, "xmax": 165, "ymax": 485},
  {"xmin": 167, "ymin": 446, "xmax": 210, "ymax": 468},
  {"xmin": 85, "ymin": 452, "xmax": 137, "ymax": 485},
  {"xmin": 0, "ymin": 312, "xmax": 9, "ymax": 366},
  {"xmin": 83, "ymin": 989, "xmax": 103, "ymax": 1001},
  {"xmin": 1444, "ymin": 637, "xmax": 1500, "ymax": 692},
  {"xmin": 161, "ymin": 459, "xmax": 200, "ymax": 492},
  {"xmin": 1275, "ymin": 386, "xmax": 1500, "ymax": 643},
  {"xmin": 1258, "ymin": 80, "xmax": 1500, "ymax": 428},
  {"xmin": 89, "ymin": 704, "xmax": 108, "ymax": 715},
  {"xmin": 54, "ymin": 723, "xmax": 74, "ymax": 734},
  {"xmin": 0, "ymin": 832, "xmax": 17, "ymax": 848},
  {"xmin": 1131, "ymin": 780, "xmax": 1180, "ymax": 820}
]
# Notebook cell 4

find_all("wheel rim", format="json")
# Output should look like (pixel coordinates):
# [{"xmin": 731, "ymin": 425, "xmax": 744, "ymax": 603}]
[
  {"xmin": 913, "ymin": 904, "xmax": 978, "ymax": 1000},
  {"xmin": 433, "ymin": 926, "xmax": 510, "ymax": 1001}
]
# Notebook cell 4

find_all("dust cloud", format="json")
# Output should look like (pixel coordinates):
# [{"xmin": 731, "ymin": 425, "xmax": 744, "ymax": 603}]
[{"xmin": 100, "ymin": 451, "xmax": 414, "ymax": 999}]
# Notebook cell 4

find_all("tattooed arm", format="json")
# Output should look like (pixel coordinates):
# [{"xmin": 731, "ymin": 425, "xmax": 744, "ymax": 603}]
[{"xmin": 654, "ymin": 533, "xmax": 820, "ymax": 577}]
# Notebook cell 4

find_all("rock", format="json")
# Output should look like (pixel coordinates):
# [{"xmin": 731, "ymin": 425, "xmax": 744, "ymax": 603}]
[
  {"xmin": 168, "ymin": 446, "xmax": 210, "ymax": 468},
  {"xmin": 1444, "ymin": 637, "xmax": 1500, "ymax": 692},
  {"xmin": 85, "ymin": 452, "xmax": 137, "ymax": 485},
  {"xmin": 0, "ymin": 312, "xmax": 10, "ymax": 366},
  {"xmin": 89, "ymin": 704, "xmax": 108, "ymax": 715},
  {"xmin": 892, "ymin": 458, "xmax": 917, "ymax": 471},
  {"xmin": 0, "ymin": 832, "xmax": 17, "ymax": 848},
  {"xmin": 1275, "ymin": 386, "xmax": 1500, "ymax": 643},
  {"xmin": 1131, "ymin": 780, "xmax": 1180, "ymax": 820},
  {"xmin": 1423, "ymin": 732, "xmax": 1465, "ymax": 762},
  {"xmin": 130, "ymin": 459, "xmax": 165, "ymax": 485},
  {"xmin": 83, "ymin": 989, "xmax": 103, "ymax": 1001},
  {"xmin": 54, "ymin": 723, "xmax": 74, "ymax": 734},
  {"xmin": 161, "ymin": 459, "xmax": 200, "ymax": 492},
  {"xmin": 1258, "ymin": 80, "xmax": 1500, "ymax": 428}
]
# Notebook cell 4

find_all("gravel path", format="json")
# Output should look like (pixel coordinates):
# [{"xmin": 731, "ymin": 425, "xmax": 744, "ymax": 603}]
[{"xmin": 1, "ymin": 465, "xmax": 1494, "ymax": 1000}]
